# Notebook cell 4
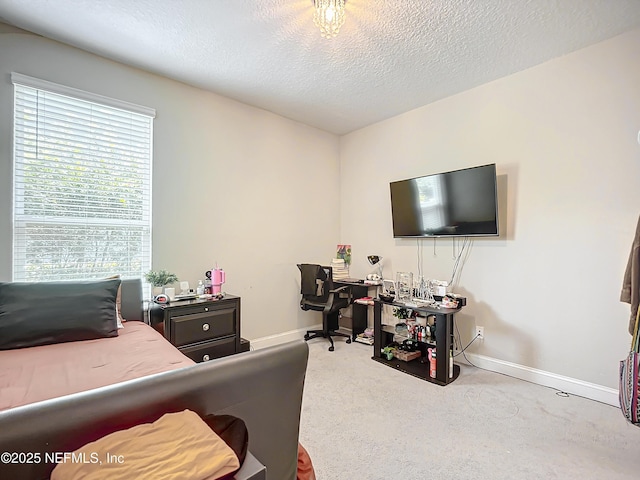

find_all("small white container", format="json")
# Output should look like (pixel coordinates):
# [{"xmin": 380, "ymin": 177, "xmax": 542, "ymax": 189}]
[
  {"xmin": 164, "ymin": 287, "xmax": 175, "ymax": 301},
  {"xmin": 432, "ymin": 280, "xmax": 448, "ymax": 297}
]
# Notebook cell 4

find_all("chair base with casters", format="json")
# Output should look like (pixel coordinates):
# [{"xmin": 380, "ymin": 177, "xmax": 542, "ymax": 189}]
[
  {"xmin": 303, "ymin": 311, "xmax": 352, "ymax": 352},
  {"xmin": 298, "ymin": 263, "xmax": 353, "ymax": 352}
]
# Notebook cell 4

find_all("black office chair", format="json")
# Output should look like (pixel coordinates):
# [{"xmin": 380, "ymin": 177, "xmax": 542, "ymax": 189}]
[{"xmin": 298, "ymin": 263, "xmax": 352, "ymax": 351}]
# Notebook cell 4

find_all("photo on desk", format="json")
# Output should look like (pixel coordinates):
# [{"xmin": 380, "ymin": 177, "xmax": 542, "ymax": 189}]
[
  {"xmin": 336, "ymin": 244, "xmax": 351, "ymax": 266},
  {"xmin": 382, "ymin": 279, "xmax": 395, "ymax": 295}
]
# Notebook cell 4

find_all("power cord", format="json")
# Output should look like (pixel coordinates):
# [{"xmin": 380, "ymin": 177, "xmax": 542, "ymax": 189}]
[
  {"xmin": 453, "ymin": 333, "xmax": 480, "ymax": 359},
  {"xmin": 453, "ymin": 321, "xmax": 479, "ymax": 367},
  {"xmin": 452, "ymin": 323, "xmax": 577, "ymax": 401}
]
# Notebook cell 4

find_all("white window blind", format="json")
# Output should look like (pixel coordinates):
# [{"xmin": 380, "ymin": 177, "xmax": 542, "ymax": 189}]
[{"xmin": 12, "ymin": 73, "xmax": 155, "ymax": 282}]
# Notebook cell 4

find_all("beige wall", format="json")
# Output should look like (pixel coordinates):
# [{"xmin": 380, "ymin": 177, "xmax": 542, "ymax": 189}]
[
  {"xmin": 0, "ymin": 26, "xmax": 341, "ymax": 340},
  {"xmin": 339, "ymin": 28, "xmax": 640, "ymax": 390},
  {"xmin": 2, "ymin": 22, "xmax": 640, "ymax": 395}
]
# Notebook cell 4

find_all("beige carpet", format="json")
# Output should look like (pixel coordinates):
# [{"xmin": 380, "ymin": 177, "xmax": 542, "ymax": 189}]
[{"xmin": 299, "ymin": 338, "xmax": 640, "ymax": 480}]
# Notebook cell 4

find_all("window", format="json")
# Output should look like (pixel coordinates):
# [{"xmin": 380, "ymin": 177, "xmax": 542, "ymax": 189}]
[{"xmin": 12, "ymin": 73, "xmax": 155, "ymax": 282}]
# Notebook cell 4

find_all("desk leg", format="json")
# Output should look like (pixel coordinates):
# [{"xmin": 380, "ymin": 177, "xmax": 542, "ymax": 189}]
[
  {"xmin": 350, "ymin": 285, "xmax": 372, "ymax": 340},
  {"xmin": 351, "ymin": 303, "xmax": 368, "ymax": 340},
  {"xmin": 373, "ymin": 302, "xmax": 382, "ymax": 357}
]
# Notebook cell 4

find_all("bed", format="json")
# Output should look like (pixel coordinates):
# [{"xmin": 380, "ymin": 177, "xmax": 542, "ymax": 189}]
[{"xmin": 0, "ymin": 278, "xmax": 309, "ymax": 480}]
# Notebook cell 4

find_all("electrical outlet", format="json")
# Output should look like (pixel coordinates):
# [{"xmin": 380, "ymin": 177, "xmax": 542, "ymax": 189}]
[{"xmin": 475, "ymin": 326, "xmax": 484, "ymax": 339}]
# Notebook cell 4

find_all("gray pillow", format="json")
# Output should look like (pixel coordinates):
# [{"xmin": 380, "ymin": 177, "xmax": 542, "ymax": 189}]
[{"xmin": 0, "ymin": 278, "xmax": 121, "ymax": 350}]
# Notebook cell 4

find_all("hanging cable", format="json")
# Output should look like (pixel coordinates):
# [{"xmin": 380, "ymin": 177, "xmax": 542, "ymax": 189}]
[
  {"xmin": 416, "ymin": 238, "xmax": 422, "ymax": 280},
  {"xmin": 448, "ymin": 237, "xmax": 472, "ymax": 287}
]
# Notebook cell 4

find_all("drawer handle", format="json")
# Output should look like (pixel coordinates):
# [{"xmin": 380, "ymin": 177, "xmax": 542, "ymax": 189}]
[
  {"xmin": 204, "ymin": 307, "xmax": 209, "ymax": 312},
  {"xmin": 202, "ymin": 354, "xmax": 210, "ymax": 362},
  {"xmin": 202, "ymin": 323, "xmax": 210, "ymax": 331}
]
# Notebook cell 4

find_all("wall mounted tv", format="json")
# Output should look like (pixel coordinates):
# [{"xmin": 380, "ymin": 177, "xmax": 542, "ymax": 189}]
[{"xmin": 390, "ymin": 163, "xmax": 498, "ymax": 238}]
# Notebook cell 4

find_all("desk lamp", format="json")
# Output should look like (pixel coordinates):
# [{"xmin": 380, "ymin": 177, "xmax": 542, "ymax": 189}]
[{"xmin": 367, "ymin": 255, "xmax": 383, "ymax": 281}]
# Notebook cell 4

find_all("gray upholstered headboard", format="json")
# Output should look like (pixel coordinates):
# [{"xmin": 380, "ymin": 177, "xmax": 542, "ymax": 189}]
[
  {"xmin": 0, "ymin": 340, "xmax": 309, "ymax": 480},
  {"xmin": 120, "ymin": 278, "xmax": 144, "ymax": 322}
]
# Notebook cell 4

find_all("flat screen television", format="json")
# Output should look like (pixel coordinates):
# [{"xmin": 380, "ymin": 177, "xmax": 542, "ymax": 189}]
[{"xmin": 390, "ymin": 163, "xmax": 498, "ymax": 238}]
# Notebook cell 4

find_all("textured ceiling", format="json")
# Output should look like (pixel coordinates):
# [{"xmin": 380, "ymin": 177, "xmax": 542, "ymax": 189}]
[{"xmin": 1, "ymin": 0, "xmax": 640, "ymax": 135}]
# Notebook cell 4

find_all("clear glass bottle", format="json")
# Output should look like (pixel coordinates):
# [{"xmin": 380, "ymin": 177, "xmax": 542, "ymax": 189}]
[{"xmin": 396, "ymin": 272, "xmax": 413, "ymax": 301}]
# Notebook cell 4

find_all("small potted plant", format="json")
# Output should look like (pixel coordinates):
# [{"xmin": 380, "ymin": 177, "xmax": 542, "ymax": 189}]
[
  {"xmin": 382, "ymin": 345, "xmax": 396, "ymax": 361},
  {"xmin": 145, "ymin": 270, "xmax": 179, "ymax": 296},
  {"xmin": 393, "ymin": 307, "xmax": 411, "ymax": 320}
]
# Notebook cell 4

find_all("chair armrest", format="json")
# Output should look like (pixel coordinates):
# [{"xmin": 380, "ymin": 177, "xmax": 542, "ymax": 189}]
[
  {"xmin": 323, "ymin": 285, "xmax": 352, "ymax": 314},
  {"xmin": 331, "ymin": 285, "xmax": 352, "ymax": 302},
  {"xmin": 329, "ymin": 285, "xmax": 351, "ymax": 294}
]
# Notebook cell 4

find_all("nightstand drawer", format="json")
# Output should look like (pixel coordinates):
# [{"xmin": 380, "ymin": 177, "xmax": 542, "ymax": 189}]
[
  {"xmin": 171, "ymin": 307, "xmax": 236, "ymax": 347},
  {"xmin": 180, "ymin": 337, "xmax": 236, "ymax": 363}
]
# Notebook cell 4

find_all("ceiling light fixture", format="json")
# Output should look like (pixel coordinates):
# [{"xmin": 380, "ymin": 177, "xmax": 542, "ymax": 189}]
[{"xmin": 313, "ymin": 0, "xmax": 346, "ymax": 38}]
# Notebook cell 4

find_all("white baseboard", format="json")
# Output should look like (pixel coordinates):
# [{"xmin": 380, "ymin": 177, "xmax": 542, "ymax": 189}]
[
  {"xmin": 461, "ymin": 352, "xmax": 619, "ymax": 407},
  {"xmin": 250, "ymin": 324, "xmax": 321, "ymax": 350},
  {"xmin": 251, "ymin": 329, "xmax": 619, "ymax": 407}
]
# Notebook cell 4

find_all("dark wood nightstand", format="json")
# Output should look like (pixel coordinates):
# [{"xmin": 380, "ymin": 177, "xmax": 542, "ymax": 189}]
[{"xmin": 150, "ymin": 295, "xmax": 241, "ymax": 363}]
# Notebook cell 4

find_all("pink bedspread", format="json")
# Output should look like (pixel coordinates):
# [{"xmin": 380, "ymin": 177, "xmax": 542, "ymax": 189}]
[{"xmin": 0, "ymin": 321, "xmax": 195, "ymax": 411}]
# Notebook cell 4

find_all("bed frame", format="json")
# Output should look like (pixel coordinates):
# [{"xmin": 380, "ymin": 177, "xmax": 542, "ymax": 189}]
[
  {"xmin": 0, "ymin": 279, "xmax": 309, "ymax": 480},
  {"xmin": 119, "ymin": 277, "xmax": 146, "ymax": 322}
]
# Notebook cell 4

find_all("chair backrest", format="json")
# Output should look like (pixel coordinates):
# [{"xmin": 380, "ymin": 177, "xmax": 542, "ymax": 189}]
[{"xmin": 297, "ymin": 264, "xmax": 333, "ymax": 303}]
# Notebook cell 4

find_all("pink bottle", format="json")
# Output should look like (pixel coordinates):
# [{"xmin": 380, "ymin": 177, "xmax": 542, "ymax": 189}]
[
  {"xmin": 428, "ymin": 348, "xmax": 437, "ymax": 379},
  {"xmin": 211, "ymin": 267, "xmax": 226, "ymax": 294}
]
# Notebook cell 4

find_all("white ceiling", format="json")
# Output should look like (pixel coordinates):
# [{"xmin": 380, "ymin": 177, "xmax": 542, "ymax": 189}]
[{"xmin": 1, "ymin": 0, "xmax": 640, "ymax": 135}]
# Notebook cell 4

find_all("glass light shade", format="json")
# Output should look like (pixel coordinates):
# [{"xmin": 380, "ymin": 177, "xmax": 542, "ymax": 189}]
[{"xmin": 313, "ymin": 0, "xmax": 346, "ymax": 38}]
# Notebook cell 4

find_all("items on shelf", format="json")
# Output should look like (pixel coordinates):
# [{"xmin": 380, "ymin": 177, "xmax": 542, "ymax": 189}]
[
  {"xmin": 354, "ymin": 296, "xmax": 374, "ymax": 305},
  {"xmin": 431, "ymin": 280, "xmax": 449, "ymax": 296},
  {"xmin": 394, "ymin": 349, "xmax": 421, "ymax": 362},
  {"xmin": 392, "ymin": 307, "xmax": 412, "ymax": 320},
  {"xmin": 354, "ymin": 326, "xmax": 374, "ymax": 345},
  {"xmin": 354, "ymin": 334, "xmax": 374, "ymax": 345},
  {"xmin": 441, "ymin": 294, "xmax": 459, "ymax": 309},
  {"xmin": 379, "ymin": 292, "xmax": 395, "ymax": 302},
  {"xmin": 395, "ymin": 272, "xmax": 413, "ymax": 301},
  {"xmin": 380, "ymin": 338, "xmax": 422, "ymax": 362},
  {"xmin": 449, "ymin": 351, "xmax": 454, "ymax": 378},
  {"xmin": 428, "ymin": 348, "xmax": 437, "ymax": 378},
  {"xmin": 381, "ymin": 344, "xmax": 396, "ymax": 360},
  {"xmin": 376, "ymin": 272, "xmax": 469, "ymax": 309},
  {"xmin": 391, "ymin": 316, "xmax": 437, "ymax": 343}
]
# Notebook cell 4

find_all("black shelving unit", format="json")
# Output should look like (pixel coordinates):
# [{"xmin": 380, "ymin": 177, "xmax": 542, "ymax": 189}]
[{"xmin": 372, "ymin": 299, "xmax": 461, "ymax": 386}]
